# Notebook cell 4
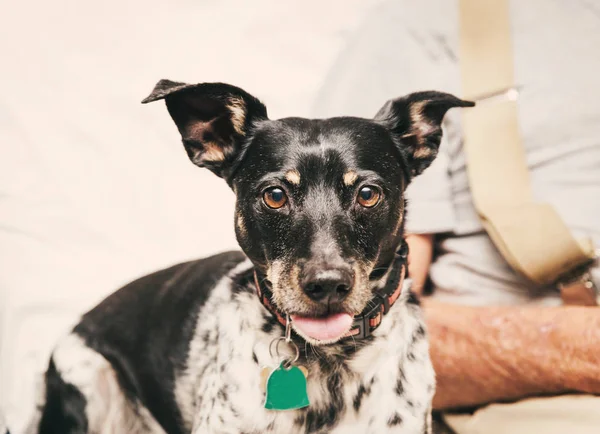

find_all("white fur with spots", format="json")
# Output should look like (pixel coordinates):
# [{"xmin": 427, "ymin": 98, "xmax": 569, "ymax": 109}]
[
  {"xmin": 176, "ymin": 261, "xmax": 434, "ymax": 434},
  {"xmin": 33, "ymin": 261, "xmax": 433, "ymax": 434}
]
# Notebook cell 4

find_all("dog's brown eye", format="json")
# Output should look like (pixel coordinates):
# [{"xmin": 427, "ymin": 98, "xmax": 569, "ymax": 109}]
[
  {"xmin": 357, "ymin": 186, "xmax": 381, "ymax": 208},
  {"xmin": 263, "ymin": 187, "xmax": 288, "ymax": 209}
]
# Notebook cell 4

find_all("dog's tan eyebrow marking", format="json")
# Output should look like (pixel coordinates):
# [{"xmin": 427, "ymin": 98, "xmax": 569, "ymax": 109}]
[
  {"xmin": 285, "ymin": 169, "xmax": 301, "ymax": 185},
  {"xmin": 343, "ymin": 170, "xmax": 358, "ymax": 186}
]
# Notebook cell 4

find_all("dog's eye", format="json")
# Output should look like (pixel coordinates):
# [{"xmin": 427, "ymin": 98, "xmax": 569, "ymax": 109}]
[
  {"xmin": 357, "ymin": 186, "xmax": 381, "ymax": 208},
  {"xmin": 263, "ymin": 187, "xmax": 288, "ymax": 209}
]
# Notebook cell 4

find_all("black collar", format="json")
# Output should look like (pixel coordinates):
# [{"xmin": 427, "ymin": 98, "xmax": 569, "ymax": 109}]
[{"xmin": 253, "ymin": 242, "xmax": 408, "ymax": 340}]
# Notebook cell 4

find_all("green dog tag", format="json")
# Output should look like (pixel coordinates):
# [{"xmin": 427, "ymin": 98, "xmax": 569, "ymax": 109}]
[{"xmin": 264, "ymin": 362, "xmax": 310, "ymax": 411}]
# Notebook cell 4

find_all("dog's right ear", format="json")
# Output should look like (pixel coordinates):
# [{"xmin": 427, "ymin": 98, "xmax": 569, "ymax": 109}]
[
  {"xmin": 142, "ymin": 79, "xmax": 268, "ymax": 179},
  {"xmin": 375, "ymin": 91, "xmax": 474, "ymax": 179}
]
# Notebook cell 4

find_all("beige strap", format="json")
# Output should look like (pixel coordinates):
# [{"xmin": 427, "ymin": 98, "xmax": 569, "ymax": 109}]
[{"xmin": 458, "ymin": 0, "xmax": 596, "ymax": 291}]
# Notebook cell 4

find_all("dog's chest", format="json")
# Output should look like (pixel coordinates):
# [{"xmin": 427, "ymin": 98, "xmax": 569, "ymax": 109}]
[{"xmin": 176, "ymin": 278, "xmax": 433, "ymax": 434}]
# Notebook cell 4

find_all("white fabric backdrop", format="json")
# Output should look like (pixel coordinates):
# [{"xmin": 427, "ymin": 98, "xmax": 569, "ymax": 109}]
[{"xmin": 0, "ymin": 0, "xmax": 385, "ymax": 430}]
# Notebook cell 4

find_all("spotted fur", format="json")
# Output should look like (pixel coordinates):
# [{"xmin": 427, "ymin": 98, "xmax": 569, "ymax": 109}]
[{"xmin": 31, "ymin": 256, "xmax": 433, "ymax": 434}]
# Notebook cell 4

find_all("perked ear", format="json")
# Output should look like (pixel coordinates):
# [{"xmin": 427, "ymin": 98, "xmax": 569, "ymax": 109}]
[
  {"xmin": 142, "ymin": 79, "xmax": 268, "ymax": 179},
  {"xmin": 375, "ymin": 91, "xmax": 474, "ymax": 178}
]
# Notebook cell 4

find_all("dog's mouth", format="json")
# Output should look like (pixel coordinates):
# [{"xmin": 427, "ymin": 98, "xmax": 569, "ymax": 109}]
[{"xmin": 290, "ymin": 312, "xmax": 354, "ymax": 343}]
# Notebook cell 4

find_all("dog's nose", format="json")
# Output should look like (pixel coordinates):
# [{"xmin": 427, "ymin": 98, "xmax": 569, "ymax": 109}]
[{"xmin": 302, "ymin": 269, "xmax": 354, "ymax": 304}]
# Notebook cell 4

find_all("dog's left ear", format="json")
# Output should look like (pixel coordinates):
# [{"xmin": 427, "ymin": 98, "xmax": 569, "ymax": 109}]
[
  {"xmin": 375, "ymin": 91, "xmax": 474, "ymax": 178},
  {"xmin": 142, "ymin": 79, "xmax": 268, "ymax": 179}
]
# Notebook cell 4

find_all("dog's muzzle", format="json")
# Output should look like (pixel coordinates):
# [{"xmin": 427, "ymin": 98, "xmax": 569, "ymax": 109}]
[{"xmin": 253, "ymin": 241, "xmax": 409, "ymax": 341}]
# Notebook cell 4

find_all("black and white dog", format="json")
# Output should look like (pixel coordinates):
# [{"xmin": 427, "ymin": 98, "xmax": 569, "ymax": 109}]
[{"xmin": 28, "ymin": 80, "xmax": 472, "ymax": 434}]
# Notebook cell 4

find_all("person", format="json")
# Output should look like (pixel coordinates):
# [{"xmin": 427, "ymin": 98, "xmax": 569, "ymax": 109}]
[{"xmin": 312, "ymin": 0, "xmax": 600, "ymax": 431}]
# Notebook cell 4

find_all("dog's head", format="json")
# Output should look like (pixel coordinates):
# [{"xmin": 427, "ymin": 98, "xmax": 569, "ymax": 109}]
[{"xmin": 144, "ymin": 80, "xmax": 472, "ymax": 345}]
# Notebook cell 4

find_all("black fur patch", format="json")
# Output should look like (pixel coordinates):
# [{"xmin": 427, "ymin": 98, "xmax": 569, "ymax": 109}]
[
  {"xmin": 415, "ymin": 324, "xmax": 426, "ymax": 338},
  {"xmin": 353, "ymin": 384, "xmax": 368, "ymax": 412},
  {"xmin": 72, "ymin": 251, "xmax": 246, "ymax": 434},
  {"xmin": 304, "ymin": 371, "xmax": 345, "ymax": 432},
  {"xmin": 293, "ymin": 414, "xmax": 305, "ymax": 428},
  {"xmin": 353, "ymin": 378, "xmax": 374, "ymax": 412},
  {"xmin": 261, "ymin": 314, "xmax": 279, "ymax": 334},
  {"xmin": 395, "ymin": 371, "xmax": 406, "ymax": 396},
  {"xmin": 38, "ymin": 359, "xmax": 88, "ymax": 434},
  {"xmin": 388, "ymin": 413, "xmax": 403, "ymax": 426},
  {"xmin": 407, "ymin": 291, "xmax": 421, "ymax": 306}
]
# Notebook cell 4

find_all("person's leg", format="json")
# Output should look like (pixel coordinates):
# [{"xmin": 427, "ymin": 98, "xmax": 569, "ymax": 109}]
[{"xmin": 443, "ymin": 395, "xmax": 600, "ymax": 434}]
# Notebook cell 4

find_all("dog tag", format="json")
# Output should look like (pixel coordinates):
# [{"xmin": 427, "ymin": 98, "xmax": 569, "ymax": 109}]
[
  {"xmin": 260, "ymin": 367, "xmax": 271, "ymax": 393},
  {"xmin": 264, "ymin": 362, "xmax": 310, "ymax": 411}
]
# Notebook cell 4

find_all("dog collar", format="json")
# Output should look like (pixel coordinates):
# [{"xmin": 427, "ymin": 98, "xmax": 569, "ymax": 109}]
[{"xmin": 253, "ymin": 243, "xmax": 408, "ymax": 341}]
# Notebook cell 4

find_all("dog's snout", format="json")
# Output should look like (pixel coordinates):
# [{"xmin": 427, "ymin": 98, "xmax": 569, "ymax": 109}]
[{"xmin": 302, "ymin": 268, "xmax": 354, "ymax": 304}]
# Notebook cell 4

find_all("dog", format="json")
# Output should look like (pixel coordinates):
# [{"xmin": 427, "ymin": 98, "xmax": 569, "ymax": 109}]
[{"xmin": 27, "ymin": 80, "xmax": 472, "ymax": 434}]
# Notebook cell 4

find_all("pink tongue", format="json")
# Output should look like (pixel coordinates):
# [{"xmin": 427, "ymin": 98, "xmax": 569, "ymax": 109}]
[{"xmin": 291, "ymin": 313, "xmax": 354, "ymax": 341}]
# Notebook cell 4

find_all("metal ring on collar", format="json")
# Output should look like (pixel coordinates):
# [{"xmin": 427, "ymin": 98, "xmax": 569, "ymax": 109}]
[{"xmin": 269, "ymin": 337, "xmax": 300, "ymax": 368}]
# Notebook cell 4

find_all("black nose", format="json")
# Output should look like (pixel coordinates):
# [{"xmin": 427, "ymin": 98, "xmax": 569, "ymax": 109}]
[{"xmin": 302, "ymin": 269, "xmax": 354, "ymax": 304}]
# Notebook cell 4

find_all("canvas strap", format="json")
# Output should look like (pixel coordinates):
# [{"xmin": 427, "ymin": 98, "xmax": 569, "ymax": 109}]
[{"xmin": 458, "ymin": 0, "xmax": 597, "ymax": 305}]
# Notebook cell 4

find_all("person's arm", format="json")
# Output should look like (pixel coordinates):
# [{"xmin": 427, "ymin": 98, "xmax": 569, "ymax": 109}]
[
  {"xmin": 423, "ymin": 299, "xmax": 600, "ymax": 410},
  {"xmin": 402, "ymin": 128, "xmax": 453, "ymax": 296},
  {"xmin": 406, "ymin": 233, "xmax": 433, "ymax": 296}
]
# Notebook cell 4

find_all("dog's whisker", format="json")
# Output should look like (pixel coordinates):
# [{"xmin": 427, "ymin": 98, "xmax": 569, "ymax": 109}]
[
  {"xmin": 349, "ymin": 334, "xmax": 358, "ymax": 353},
  {"xmin": 309, "ymin": 343, "xmax": 322, "ymax": 363}
]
